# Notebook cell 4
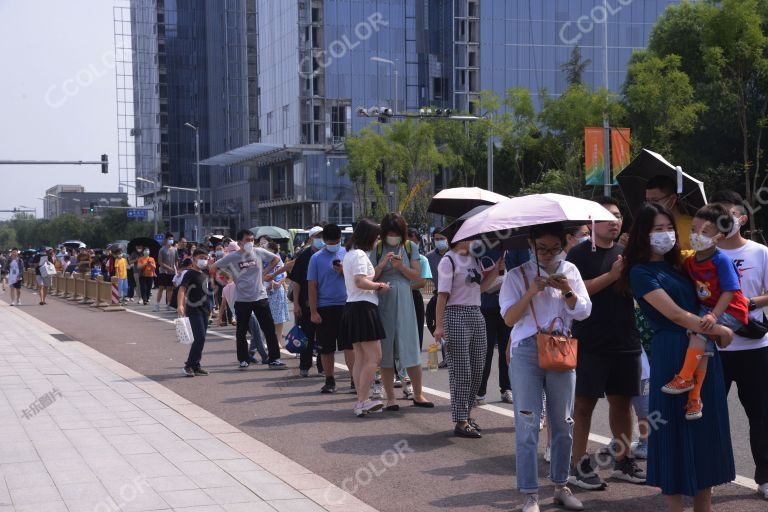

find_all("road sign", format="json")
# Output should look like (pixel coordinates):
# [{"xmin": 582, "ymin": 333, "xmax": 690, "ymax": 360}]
[
  {"xmin": 154, "ymin": 234, "xmax": 164, "ymax": 244},
  {"xmin": 127, "ymin": 209, "xmax": 148, "ymax": 219}
]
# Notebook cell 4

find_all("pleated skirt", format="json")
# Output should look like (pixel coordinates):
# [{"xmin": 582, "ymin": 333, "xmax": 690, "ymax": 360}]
[{"xmin": 340, "ymin": 300, "xmax": 387, "ymax": 344}]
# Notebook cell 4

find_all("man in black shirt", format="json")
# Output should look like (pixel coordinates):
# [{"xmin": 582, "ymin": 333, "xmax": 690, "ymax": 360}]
[
  {"xmin": 178, "ymin": 249, "xmax": 212, "ymax": 377},
  {"xmin": 566, "ymin": 196, "xmax": 646, "ymax": 489},
  {"xmin": 288, "ymin": 226, "xmax": 325, "ymax": 377}
]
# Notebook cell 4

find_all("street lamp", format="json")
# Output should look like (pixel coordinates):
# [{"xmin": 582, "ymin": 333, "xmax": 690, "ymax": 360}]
[
  {"xmin": 371, "ymin": 56, "xmax": 398, "ymax": 114},
  {"xmin": 184, "ymin": 122, "xmax": 202, "ymax": 241}
]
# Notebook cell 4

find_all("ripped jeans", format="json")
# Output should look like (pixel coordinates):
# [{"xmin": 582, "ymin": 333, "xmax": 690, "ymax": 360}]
[{"xmin": 509, "ymin": 335, "xmax": 576, "ymax": 494}]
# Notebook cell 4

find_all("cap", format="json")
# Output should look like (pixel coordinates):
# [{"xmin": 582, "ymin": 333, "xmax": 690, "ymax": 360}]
[{"xmin": 307, "ymin": 226, "xmax": 323, "ymax": 238}]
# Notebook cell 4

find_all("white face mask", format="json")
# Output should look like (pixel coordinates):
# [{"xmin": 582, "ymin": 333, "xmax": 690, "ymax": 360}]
[
  {"xmin": 650, "ymin": 231, "xmax": 676, "ymax": 255},
  {"xmin": 243, "ymin": 242, "xmax": 255, "ymax": 252},
  {"xmin": 386, "ymin": 236, "xmax": 402, "ymax": 247},
  {"xmin": 726, "ymin": 216, "xmax": 743, "ymax": 239},
  {"xmin": 578, "ymin": 236, "xmax": 590, "ymax": 244},
  {"xmin": 196, "ymin": 259, "xmax": 209, "ymax": 269},
  {"xmin": 690, "ymin": 233, "xmax": 716, "ymax": 252}
]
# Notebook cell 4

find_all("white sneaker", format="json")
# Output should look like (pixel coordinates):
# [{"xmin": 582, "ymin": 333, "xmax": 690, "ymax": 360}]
[
  {"xmin": 152, "ymin": 304, "xmax": 160, "ymax": 312},
  {"xmin": 403, "ymin": 380, "xmax": 413, "ymax": 399},
  {"xmin": 521, "ymin": 493, "xmax": 539, "ymax": 512},
  {"xmin": 501, "ymin": 390, "xmax": 514, "ymax": 404},
  {"xmin": 544, "ymin": 444, "xmax": 551, "ymax": 463},
  {"xmin": 475, "ymin": 395, "xmax": 487, "ymax": 406},
  {"xmin": 759, "ymin": 482, "xmax": 768, "ymax": 499},
  {"xmin": 371, "ymin": 382, "xmax": 384, "ymax": 400}
]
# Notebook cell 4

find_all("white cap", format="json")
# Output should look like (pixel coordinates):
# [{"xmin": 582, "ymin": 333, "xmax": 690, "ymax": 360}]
[
  {"xmin": 308, "ymin": 226, "xmax": 323, "ymax": 238},
  {"xmin": 226, "ymin": 241, "xmax": 240, "ymax": 253}
]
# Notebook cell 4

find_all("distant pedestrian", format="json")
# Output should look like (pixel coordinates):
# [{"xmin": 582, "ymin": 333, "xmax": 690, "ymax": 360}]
[
  {"xmin": 76, "ymin": 248, "xmax": 91, "ymax": 275},
  {"xmin": 34, "ymin": 249, "xmax": 55, "ymax": 305},
  {"xmin": 154, "ymin": 233, "xmax": 177, "ymax": 312},
  {"xmin": 136, "ymin": 248, "xmax": 156, "ymax": 305},
  {"xmin": 0, "ymin": 251, "xmax": 8, "ymax": 292},
  {"xmin": 264, "ymin": 242, "xmax": 289, "ymax": 344},
  {"xmin": 114, "ymin": 249, "xmax": 129, "ymax": 305},
  {"xmin": 433, "ymin": 239, "xmax": 499, "ymax": 438},
  {"xmin": 6, "ymin": 249, "xmax": 24, "ymax": 306},
  {"xmin": 426, "ymin": 230, "xmax": 450, "ymax": 367},
  {"xmin": 178, "ymin": 249, "xmax": 212, "ymax": 377},
  {"xmin": 340, "ymin": 219, "xmax": 389, "ymax": 416}
]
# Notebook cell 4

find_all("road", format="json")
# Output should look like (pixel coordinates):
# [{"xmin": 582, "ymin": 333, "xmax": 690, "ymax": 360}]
[{"xmin": 13, "ymin": 287, "xmax": 766, "ymax": 512}]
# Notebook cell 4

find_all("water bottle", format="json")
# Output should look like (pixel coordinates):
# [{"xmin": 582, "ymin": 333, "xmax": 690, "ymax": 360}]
[{"xmin": 428, "ymin": 343, "xmax": 439, "ymax": 372}]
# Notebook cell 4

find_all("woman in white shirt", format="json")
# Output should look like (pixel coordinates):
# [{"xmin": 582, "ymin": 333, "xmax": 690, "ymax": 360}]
[
  {"xmin": 340, "ymin": 219, "xmax": 391, "ymax": 417},
  {"xmin": 499, "ymin": 222, "xmax": 591, "ymax": 512}
]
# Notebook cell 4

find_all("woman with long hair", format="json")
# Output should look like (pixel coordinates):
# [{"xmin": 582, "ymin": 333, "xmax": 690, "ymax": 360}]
[{"xmin": 619, "ymin": 202, "xmax": 735, "ymax": 512}]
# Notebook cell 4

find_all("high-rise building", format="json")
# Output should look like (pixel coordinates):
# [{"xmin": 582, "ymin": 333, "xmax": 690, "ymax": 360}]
[
  {"xmin": 43, "ymin": 186, "xmax": 128, "ymax": 219},
  {"xmin": 123, "ymin": 0, "xmax": 682, "ymax": 233}
]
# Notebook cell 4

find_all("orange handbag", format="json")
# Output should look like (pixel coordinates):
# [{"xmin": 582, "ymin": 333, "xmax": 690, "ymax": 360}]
[{"xmin": 521, "ymin": 268, "xmax": 578, "ymax": 372}]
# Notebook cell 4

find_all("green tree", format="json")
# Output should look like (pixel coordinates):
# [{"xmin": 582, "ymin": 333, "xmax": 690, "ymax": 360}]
[{"xmin": 561, "ymin": 45, "xmax": 592, "ymax": 86}]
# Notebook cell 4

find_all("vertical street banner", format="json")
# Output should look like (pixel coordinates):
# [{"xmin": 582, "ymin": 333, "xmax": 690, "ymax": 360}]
[
  {"xmin": 584, "ymin": 128, "xmax": 605, "ymax": 185},
  {"xmin": 611, "ymin": 128, "xmax": 631, "ymax": 175}
]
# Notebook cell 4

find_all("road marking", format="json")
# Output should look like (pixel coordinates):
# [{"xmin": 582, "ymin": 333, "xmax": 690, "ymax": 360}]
[{"xmin": 125, "ymin": 308, "xmax": 760, "ymax": 492}]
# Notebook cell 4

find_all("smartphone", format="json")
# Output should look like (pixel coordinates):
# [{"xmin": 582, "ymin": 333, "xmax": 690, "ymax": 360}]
[
  {"xmin": 549, "ymin": 273, "xmax": 566, "ymax": 280},
  {"xmin": 332, "ymin": 260, "xmax": 342, "ymax": 268},
  {"xmin": 391, "ymin": 254, "xmax": 403, "ymax": 260}
]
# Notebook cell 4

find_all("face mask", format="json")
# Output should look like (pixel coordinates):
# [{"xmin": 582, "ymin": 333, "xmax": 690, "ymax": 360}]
[
  {"xmin": 726, "ymin": 216, "xmax": 743, "ymax": 239},
  {"xmin": 578, "ymin": 236, "xmax": 591, "ymax": 244},
  {"xmin": 215, "ymin": 250, "xmax": 224, "ymax": 257},
  {"xmin": 386, "ymin": 236, "xmax": 402, "ymax": 247},
  {"xmin": 167, "ymin": 239, "xmax": 174, "ymax": 246},
  {"xmin": 143, "ymin": 250, "xmax": 150, "ymax": 256},
  {"xmin": 325, "ymin": 243, "xmax": 340, "ymax": 253},
  {"xmin": 313, "ymin": 238, "xmax": 325, "ymax": 249},
  {"xmin": 435, "ymin": 239, "xmax": 448, "ymax": 251},
  {"xmin": 243, "ymin": 242, "xmax": 255, "ymax": 252},
  {"xmin": 196, "ymin": 259, "xmax": 209, "ymax": 269},
  {"xmin": 650, "ymin": 231, "xmax": 676, "ymax": 255},
  {"xmin": 690, "ymin": 233, "xmax": 717, "ymax": 252}
]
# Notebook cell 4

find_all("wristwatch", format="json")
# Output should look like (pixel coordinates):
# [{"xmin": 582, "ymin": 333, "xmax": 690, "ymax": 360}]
[
  {"xmin": 749, "ymin": 299, "xmax": 758, "ymax": 311},
  {"xmin": 564, "ymin": 290, "xmax": 575, "ymax": 299}
]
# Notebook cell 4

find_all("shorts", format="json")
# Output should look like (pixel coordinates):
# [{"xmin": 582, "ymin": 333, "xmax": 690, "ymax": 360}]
[
  {"xmin": 315, "ymin": 305, "xmax": 350, "ymax": 353},
  {"xmin": 340, "ymin": 301, "xmax": 387, "ymax": 345},
  {"xmin": 575, "ymin": 351, "xmax": 642, "ymax": 398},
  {"xmin": 10, "ymin": 281, "xmax": 21, "ymax": 289},
  {"xmin": 156, "ymin": 273, "xmax": 174, "ymax": 287},
  {"xmin": 698, "ymin": 306, "xmax": 744, "ymax": 356},
  {"xmin": 36, "ymin": 276, "xmax": 52, "ymax": 288},
  {"xmin": 631, "ymin": 378, "xmax": 650, "ymax": 419}
]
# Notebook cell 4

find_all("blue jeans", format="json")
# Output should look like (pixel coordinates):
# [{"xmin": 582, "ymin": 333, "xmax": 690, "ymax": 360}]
[
  {"xmin": 118, "ymin": 278, "xmax": 128, "ymax": 299},
  {"xmin": 248, "ymin": 313, "xmax": 268, "ymax": 363},
  {"xmin": 185, "ymin": 311, "xmax": 208, "ymax": 367},
  {"xmin": 509, "ymin": 335, "xmax": 576, "ymax": 493}
]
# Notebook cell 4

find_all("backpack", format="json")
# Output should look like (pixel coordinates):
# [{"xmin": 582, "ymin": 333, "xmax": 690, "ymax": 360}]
[{"xmin": 372, "ymin": 240, "xmax": 415, "ymax": 266}]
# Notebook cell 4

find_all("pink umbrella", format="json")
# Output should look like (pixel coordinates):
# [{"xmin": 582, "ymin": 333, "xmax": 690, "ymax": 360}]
[{"xmin": 452, "ymin": 193, "xmax": 617, "ymax": 249}]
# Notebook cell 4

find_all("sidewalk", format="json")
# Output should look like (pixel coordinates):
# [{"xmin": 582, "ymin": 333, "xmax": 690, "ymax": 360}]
[{"xmin": 0, "ymin": 303, "xmax": 375, "ymax": 512}]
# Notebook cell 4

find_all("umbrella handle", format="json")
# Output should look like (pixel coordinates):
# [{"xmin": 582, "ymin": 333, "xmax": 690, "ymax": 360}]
[{"xmin": 675, "ymin": 166, "xmax": 683, "ymax": 194}]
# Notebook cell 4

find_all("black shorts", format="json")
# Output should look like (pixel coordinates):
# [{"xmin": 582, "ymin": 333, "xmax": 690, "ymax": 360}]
[
  {"xmin": 156, "ymin": 273, "xmax": 174, "ymax": 287},
  {"xmin": 575, "ymin": 351, "xmax": 641, "ymax": 398},
  {"xmin": 11, "ymin": 281, "xmax": 21, "ymax": 289},
  {"xmin": 315, "ymin": 305, "xmax": 350, "ymax": 353}
]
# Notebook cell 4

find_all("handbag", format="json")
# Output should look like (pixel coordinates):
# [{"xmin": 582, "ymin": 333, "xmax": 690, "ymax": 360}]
[
  {"xmin": 174, "ymin": 317, "xmax": 194, "ymax": 345},
  {"xmin": 284, "ymin": 324, "xmax": 308, "ymax": 353},
  {"xmin": 520, "ymin": 268, "xmax": 578, "ymax": 372},
  {"xmin": 41, "ymin": 261, "xmax": 56, "ymax": 277},
  {"xmin": 735, "ymin": 314, "xmax": 768, "ymax": 339}
]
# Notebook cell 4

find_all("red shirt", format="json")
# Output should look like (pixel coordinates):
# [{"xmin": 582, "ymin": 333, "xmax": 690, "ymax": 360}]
[{"xmin": 684, "ymin": 251, "xmax": 749, "ymax": 325}]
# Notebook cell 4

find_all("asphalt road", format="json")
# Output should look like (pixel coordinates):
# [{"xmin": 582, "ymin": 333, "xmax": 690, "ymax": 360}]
[{"xmin": 12, "ymin": 287, "xmax": 766, "ymax": 512}]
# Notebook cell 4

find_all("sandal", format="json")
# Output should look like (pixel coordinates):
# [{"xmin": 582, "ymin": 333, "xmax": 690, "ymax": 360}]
[{"xmin": 467, "ymin": 418, "xmax": 481, "ymax": 432}]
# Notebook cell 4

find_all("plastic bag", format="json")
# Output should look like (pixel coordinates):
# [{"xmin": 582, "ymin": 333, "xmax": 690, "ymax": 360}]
[
  {"xmin": 175, "ymin": 317, "xmax": 194, "ymax": 345},
  {"xmin": 284, "ymin": 324, "xmax": 308, "ymax": 353}
]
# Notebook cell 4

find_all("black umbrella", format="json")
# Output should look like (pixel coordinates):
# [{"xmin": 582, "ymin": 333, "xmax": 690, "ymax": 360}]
[
  {"xmin": 439, "ymin": 204, "xmax": 491, "ymax": 241},
  {"xmin": 617, "ymin": 149, "xmax": 707, "ymax": 217},
  {"xmin": 427, "ymin": 187, "xmax": 508, "ymax": 218},
  {"xmin": 127, "ymin": 237, "xmax": 160, "ymax": 260}
]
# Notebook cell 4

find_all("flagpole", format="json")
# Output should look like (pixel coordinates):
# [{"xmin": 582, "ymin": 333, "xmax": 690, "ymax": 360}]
[{"xmin": 603, "ymin": 10, "xmax": 612, "ymax": 197}]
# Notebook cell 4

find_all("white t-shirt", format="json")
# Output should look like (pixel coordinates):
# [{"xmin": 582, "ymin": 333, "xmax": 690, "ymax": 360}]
[
  {"xmin": 7, "ymin": 259, "xmax": 19, "ymax": 285},
  {"xmin": 437, "ymin": 250, "xmax": 483, "ymax": 307},
  {"xmin": 343, "ymin": 249, "xmax": 378, "ymax": 305},
  {"xmin": 718, "ymin": 240, "xmax": 768, "ymax": 351}
]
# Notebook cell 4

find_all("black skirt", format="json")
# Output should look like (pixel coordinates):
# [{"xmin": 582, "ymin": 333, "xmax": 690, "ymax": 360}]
[{"xmin": 340, "ymin": 300, "xmax": 387, "ymax": 344}]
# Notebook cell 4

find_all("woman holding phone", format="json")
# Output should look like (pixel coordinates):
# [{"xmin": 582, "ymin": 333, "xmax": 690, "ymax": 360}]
[
  {"xmin": 499, "ymin": 222, "xmax": 591, "ymax": 512},
  {"xmin": 433, "ymin": 238, "xmax": 500, "ymax": 438}
]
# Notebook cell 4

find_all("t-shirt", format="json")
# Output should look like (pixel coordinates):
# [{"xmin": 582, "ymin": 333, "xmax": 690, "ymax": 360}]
[
  {"xmin": 115, "ymin": 258, "xmax": 128, "ymax": 280},
  {"xmin": 426, "ymin": 249, "xmax": 447, "ymax": 286},
  {"xmin": 418, "ymin": 254, "xmax": 432, "ymax": 280},
  {"xmin": 158, "ymin": 246, "xmax": 177, "ymax": 275},
  {"xmin": 76, "ymin": 253, "xmax": 91, "ymax": 274},
  {"xmin": 308, "ymin": 247, "xmax": 348, "ymax": 307},
  {"xmin": 180, "ymin": 268, "xmax": 210, "ymax": 315},
  {"xmin": 567, "ymin": 241, "xmax": 641, "ymax": 354},
  {"xmin": 288, "ymin": 247, "xmax": 316, "ymax": 308},
  {"xmin": 137, "ymin": 256, "xmax": 156, "ymax": 277},
  {"xmin": 7, "ymin": 259, "xmax": 20, "ymax": 285},
  {"xmin": 718, "ymin": 241, "xmax": 768, "ymax": 351},
  {"xmin": 343, "ymin": 249, "xmax": 377, "ymax": 304},
  {"xmin": 437, "ymin": 250, "xmax": 483, "ymax": 307},
  {"xmin": 216, "ymin": 248, "xmax": 274, "ymax": 302},
  {"xmin": 684, "ymin": 250, "xmax": 749, "ymax": 325}
]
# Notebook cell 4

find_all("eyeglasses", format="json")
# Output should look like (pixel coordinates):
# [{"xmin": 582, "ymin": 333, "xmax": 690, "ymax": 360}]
[
  {"xmin": 535, "ymin": 246, "xmax": 562, "ymax": 256},
  {"xmin": 646, "ymin": 193, "xmax": 672, "ymax": 204}
]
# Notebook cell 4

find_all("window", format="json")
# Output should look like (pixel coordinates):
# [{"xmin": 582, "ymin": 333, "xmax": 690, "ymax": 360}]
[
  {"xmin": 433, "ymin": 77, "xmax": 443, "ymax": 99},
  {"xmin": 282, "ymin": 105, "xmax": 289, "ymax": 130},
  {"xmin": 266, "ymin": 111, "xmax": 273, "ymax": 135},
  {"xmin": 331, "ymin": 106, "xmax": 347, "ymax": 140}
]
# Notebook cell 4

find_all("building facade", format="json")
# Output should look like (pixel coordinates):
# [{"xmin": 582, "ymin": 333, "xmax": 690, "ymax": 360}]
[{"xmin": 43, "ymin": 186, "xmax": 128, "ymax": 219}]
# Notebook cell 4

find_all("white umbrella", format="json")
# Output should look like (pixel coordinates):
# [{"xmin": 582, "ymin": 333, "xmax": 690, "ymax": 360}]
[
  {"xmin": 427, "ymin": 187, "xmax": 508, "ymax": 217},
  {"xmin": 453, "ymin": 193, "xmax": 617, "ymax": 248}
]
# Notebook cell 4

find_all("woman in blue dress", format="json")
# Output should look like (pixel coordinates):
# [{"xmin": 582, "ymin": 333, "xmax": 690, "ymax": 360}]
[
  {"xmin": 264, "ymin": 242, "xmax": 290, "ymax": 342},
  {"xmin": 620, "ymin": 202, "xmax": 735, "ymax": 512}
]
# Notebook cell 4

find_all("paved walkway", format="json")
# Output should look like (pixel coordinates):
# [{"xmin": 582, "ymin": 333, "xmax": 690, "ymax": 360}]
[{"xmin": 0, "ymin": 303, "xmax": 375, "ymax": 512}]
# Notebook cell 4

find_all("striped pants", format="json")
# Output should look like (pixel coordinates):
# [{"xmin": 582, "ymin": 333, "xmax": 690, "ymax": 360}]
[{"xmin": 445, "ymin": 305, "xmax": 487, "ymax": 423}]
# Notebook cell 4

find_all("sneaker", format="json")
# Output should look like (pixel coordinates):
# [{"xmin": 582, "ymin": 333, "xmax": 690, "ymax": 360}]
[
  {"xmin": 438, "ymin": 360, "xmax": 448, "ymax": 369},
  {"xmin": 393, "ymin": 378, "xmax": 403, "ymax": 388},
  {"xmin": 553, "ymin": 486, "xmax": 584, "ymax": 511},
  {"xmin": 403, "ymin": 381, "xmax": 413, "ymax": 399},
  {"xmin": 544, "ymin": 444, "xmax": 551, "ymax": 463},
  {"xmin": 371, "ymin": 381, "xmax": 384, "ymax": 399},
  {"xmin": 321, "ymin": 383, "xmax": 336, "ymax": 394},
  {"xmin": 632, "ymin": 441, "xmax": 648, "ymax": 460},
  {"xmin": 501, "ymin": 390, "xmax": 514, "ymax": 404},
  {"xmin": 685, "ymin": 399, "xmax": 703, "ymax": 420},
  {"xmin": 569, "ymin": 456, "xmax": 607, "ymax": 490},
  {"xmin": 611, "ymin": 457, "xmax": 646, "ymax": 484},
  {"xmin": 475, "ymin": 395, "xmax": 487, "ymax": 407},
  {"xmin": 299, "ymin": 369, "xmax": 309, "ymax": 378},
  {"xmin": 152, "ymin": 304, "xmax": 160, "ymax": 312},
  {"xmin": 238, "ymin": 361, "xmax": 249, "ymax": 370},
  {"xmin": 521, "ymin": 493, "xmax": 539, "ymax": 512},
  {"xmin": 598, "ymin": 438, "xmax": 619, "ymax": 456},
  {"xmin": 183, "ymin": 366, "xmax": 195, "ymax": 377},
  {"xmin": 661, "ymin": 374, "xmax": 695, "ymax": 395},
  {"xmin": 193, "ymin": 367, "xmax": 209, "ymax": 376},
  {"xmin": 355, "ymin": 400, "xmax": 384, "ymax": 417},
  {"xmin": 268, "ymin": 360, "xmax": 287, "ymax": 370},
  {"xmin": 758, "ymin": 482, "xmax": 768, "ymax": 500}
]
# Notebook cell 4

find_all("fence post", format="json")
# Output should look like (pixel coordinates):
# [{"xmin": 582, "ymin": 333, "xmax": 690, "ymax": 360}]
[
  {"xmin": 92, "ymin": 276, "xmax": 109, "ymax": 308},
  {"xmin": 82, "ymin": 276, "xmax": 95, "ymax": 305},
  {"xmin": 102, "ymin": 277, "xmax": 125, "ymax": 312}
]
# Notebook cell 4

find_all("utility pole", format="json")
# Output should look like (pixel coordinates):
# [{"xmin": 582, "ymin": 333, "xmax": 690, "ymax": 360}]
[
  {"xmin": 185, "ymin": 123, "xmax": 202, "ymax": 240},
  {"xmin": 602, "ymin": 13, "xmax": 612, "ymax": 197}
]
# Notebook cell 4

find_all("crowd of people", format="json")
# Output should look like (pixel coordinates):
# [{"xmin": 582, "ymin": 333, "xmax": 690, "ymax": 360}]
[{"xmin": 4, "ymin": 179, "xmax": 768, "ymax": 512}]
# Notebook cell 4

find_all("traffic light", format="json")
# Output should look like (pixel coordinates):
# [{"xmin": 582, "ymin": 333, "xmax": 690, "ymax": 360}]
[
  {"xmin": 101, "ymin": 154, "xmax": 108, "ymax": 174},
  {"xmin": 89, "ymin": 202, "xmax": 95, "ymax": 213}
]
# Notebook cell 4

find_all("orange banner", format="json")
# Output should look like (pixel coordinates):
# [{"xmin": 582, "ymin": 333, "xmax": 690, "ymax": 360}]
[
  {"xmin": 611, "ymin": 128, "xmax": 631, "ymax": 174},
  {"xmin": 584, "ymin": 128, "xmax": 605, "ymax": 185}
]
